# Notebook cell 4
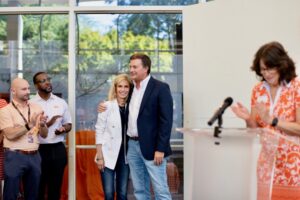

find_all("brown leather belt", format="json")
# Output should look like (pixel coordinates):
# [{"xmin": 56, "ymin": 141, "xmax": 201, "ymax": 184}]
[
  {"xmin": 129, "ymin": 136, "xmax": 139, "ymax": 141},
  {"xmin": 4, "ymin": 148, "xmax": 38, "ymax": 155}
]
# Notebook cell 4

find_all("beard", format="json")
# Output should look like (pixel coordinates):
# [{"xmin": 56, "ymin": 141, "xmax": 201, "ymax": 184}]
[
  {"xmin": 21, "ymin": 94, "xmax": 30, "ymax": 101},
  {"xmin": 40, "ymin": 85, "xmax": 52, "ymax": 93}
]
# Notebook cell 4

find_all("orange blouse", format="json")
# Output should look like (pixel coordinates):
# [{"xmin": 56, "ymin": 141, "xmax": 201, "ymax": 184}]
[{"xmin": 251, "ymin": 78, "xmax": 300, "ymax": 199}]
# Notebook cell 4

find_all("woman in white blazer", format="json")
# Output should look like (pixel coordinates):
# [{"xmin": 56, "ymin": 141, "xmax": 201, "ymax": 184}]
[{"xmin": 95, "ymin": 74, "xmax": 132, "ymax": 200}]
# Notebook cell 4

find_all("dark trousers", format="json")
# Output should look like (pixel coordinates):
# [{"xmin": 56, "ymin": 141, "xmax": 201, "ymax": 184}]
[
  {"xmin": 101, "ymin": 146, "xmax": 129, "ymax": 200},
  {"xmin": 4, "ymin": 150, "xmax": 41, "ymax": 200},
  {"xmin": 38, "ymin": 142, "xmax": 67, "ymax": 200}
]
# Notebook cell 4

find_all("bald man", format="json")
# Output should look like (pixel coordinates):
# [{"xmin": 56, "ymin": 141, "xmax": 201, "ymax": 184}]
[{"xmin": 0, "ymin": 78, "xmax": 48, "ymax": 200}]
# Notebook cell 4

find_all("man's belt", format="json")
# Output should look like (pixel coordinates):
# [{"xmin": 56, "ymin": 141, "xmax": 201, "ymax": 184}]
[
  {"xmin": 4, "ymin": 148, "xmax": 38, "ymax": 155},
  {"xmin": 129, "ymin": 136, "xmax": 139, "ymax": 141}
]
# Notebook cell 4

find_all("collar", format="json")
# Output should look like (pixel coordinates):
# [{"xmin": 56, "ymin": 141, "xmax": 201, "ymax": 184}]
[
  {"xmin": 12, "ymin": 99, "xmax": 29, "ymax": 108},
  {"xmin": 133, "ymin": 75, "xmax": 151, "ymax": 90},
  {"xmin": 35, "ymin": 92, "xmax": 55, "ymax": 101},
  {"xmin": 262, "ymin": 80, "xmax": 291, "ymax": 89}
]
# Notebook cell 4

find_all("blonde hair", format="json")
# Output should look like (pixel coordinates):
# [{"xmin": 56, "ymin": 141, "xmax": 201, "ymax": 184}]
[{"xmin": 108, "ymin": 74, "xmax": 132, "ymax": 101}]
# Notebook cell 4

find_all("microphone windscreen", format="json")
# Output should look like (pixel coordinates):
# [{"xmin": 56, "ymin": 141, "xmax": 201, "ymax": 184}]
[{"xmin": 224, "ymin": 97, "xmax": 233, "ymax": 106}]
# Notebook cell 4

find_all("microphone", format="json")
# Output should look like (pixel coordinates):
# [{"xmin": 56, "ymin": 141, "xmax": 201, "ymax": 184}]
[{"xmin": 207, "ymin": 97, "xmax": 233, "ymax": 126}]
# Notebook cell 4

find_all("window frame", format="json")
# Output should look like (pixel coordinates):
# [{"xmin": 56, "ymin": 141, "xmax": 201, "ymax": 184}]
[{"xmin": 0, "ymin": 3, "xmax": 184, "ymax": 200}]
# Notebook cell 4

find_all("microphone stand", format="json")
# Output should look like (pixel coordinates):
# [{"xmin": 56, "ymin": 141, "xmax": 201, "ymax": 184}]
[{"xmin": 214, "ymin": 115, "xmax": 223, "ymax": 145}]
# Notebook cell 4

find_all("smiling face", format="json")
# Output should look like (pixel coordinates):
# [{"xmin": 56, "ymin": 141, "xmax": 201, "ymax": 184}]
[
  {"xmin": 116, "ymin": 80, "xmax": 130, "ymax": 101},
  {"xmin": 260, "ymin": 59, "xmax": 280, "ymax": 87},
  {"xmin": 129, "ymin": 58, "xmax": 149, "ymax": 83}
]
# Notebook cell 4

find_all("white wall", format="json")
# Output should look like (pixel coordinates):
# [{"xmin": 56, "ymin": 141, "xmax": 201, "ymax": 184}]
[
  {"xmin": 183, "ymin": 0, "xmax": 300, "ymax": 128},
  {"xmin": 183, "ymin": 0, "xmax": 300, "ymax": 199}
]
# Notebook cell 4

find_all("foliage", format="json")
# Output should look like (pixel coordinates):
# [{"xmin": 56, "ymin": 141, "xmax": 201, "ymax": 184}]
[
  {"xmin": 21, "ymin": 15, "xmax": 68, "ymax": 73},
  {"xmin": 0, "ymin": 13, "xmax": 180, "ymax": 96},
  {"xmin": 0, "ymin": 16, "xmax": 7, "ymax": 40},
  {"xmin": 117, "ymin": 14, "xmax": 181, "ymax": 43}
]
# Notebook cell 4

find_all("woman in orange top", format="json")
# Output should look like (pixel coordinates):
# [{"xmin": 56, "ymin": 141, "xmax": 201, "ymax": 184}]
[{"xmin": 232, "ymin": 41, "xmax": 300, "ymax": 199}]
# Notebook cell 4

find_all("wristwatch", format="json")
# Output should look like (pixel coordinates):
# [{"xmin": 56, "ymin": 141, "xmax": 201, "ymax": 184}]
[{"xmin": 271, "ymin": 117, "xmax": 278, "ymax": 127}]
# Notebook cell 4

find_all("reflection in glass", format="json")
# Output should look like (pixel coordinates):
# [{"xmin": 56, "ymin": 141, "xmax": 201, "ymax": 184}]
[
  {"xmin": 0, "ymin": 14, "xmax": 68, "ymax": 100},
  {"xmin": 75, "ymin": 17, "xmax": 184, "ymax": 197},
  {"xmin": 76, "ymin": 13, "xmax": 183, "ymax": 140}
]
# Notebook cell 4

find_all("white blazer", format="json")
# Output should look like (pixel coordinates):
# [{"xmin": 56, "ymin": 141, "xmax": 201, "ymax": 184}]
[{"xmin": 95, "ymin": 99, "xmax": 123, "ymax": 170}]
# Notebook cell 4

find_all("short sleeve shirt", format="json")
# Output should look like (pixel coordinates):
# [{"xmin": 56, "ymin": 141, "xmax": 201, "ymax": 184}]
[
  {"xmin": 0, "ymin": 101, "xmax": 43, "ymax": 150},
  {"xmin": 252, "ymin": 78, "xmax": 300, "ymax": 186},
  {"xmin": 251, "ymin": 78, "xmax": 300, "ymax": 138},
  {"xmin": 30, "ymin": 93, "xmax": 72, "ymax": 144}
]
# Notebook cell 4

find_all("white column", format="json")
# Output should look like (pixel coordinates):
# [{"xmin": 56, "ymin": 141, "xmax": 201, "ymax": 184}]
[{"xmin": 68, "ymin": 0, "xmax": 76, "ymax": 199}]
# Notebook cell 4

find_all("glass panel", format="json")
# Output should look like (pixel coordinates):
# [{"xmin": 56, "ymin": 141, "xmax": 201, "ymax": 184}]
[
  {"xmin": 76, "ymin": 13, "xmax": 183, "ymax": 199},
  {"xmin": 78, "ymin": 0, "xmax": 198, "ymax": 6},
  {"xmin": 76, "ymin": 13, "xmax": 183, "ymax": 137},
  {"xmin": 0, "ymin": 14, "xmax": 68, "ymax": 99},
  {"xmin": 0, "ymin": 0, "xmax": 68, "ymax": 7},
  {"xmin": 0, "ymin": 13, "xmax": 69, "ymax": 198}
]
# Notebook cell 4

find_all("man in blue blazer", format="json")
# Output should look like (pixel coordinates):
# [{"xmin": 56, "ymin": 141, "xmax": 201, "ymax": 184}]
[{"xmin": 126, "ymin": 53, "xmax": 173, "ymax": 200}]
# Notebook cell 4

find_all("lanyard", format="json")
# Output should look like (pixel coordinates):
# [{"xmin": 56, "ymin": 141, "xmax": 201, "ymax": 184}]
[{"xmin": 11, "ymin": 101, "xmax": 31, "ymax": 124}]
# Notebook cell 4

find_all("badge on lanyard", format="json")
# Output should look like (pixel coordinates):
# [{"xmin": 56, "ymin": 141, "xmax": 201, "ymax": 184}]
[
  {"xmin": 28, "ymin": 126, "xmax": 39, "ymax": 143},
  {"xmin": 28, "ymin": 134, "xmax": 34, "ymax": 143}
]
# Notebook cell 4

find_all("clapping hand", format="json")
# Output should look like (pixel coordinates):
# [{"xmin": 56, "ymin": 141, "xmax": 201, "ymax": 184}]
[
  {"xmin": 29, "ymin": 111, "xmax": 47, "ymax": 129},
  {"xmin": 55, "ymin": 126, "xmax": 66, "ymax": 135},
  {"xmin": 46, "ymin": 115, "xmax": 62, "ymax": 127},
  {"xmin": 39, "ymin": 112, "xmax": 48, "ymax": 127},
  {"xmin": 231, "ymin": 102, "xmax": 251, "ymax": 120}
]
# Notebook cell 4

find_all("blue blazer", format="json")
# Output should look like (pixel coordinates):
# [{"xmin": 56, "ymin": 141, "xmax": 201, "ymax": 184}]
[{"xmin": 128, "ymin": 76, "xmax": 173, "ymax": 160}]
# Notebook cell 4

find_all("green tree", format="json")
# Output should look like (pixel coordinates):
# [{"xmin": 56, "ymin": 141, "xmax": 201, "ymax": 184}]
[
  {"xmin": 22, "ymin": 15, "xmax": 68, "ymax": 73},
  {"xmin": 0, "ymin": 16, "xmax": 7, "ymax": 41}
]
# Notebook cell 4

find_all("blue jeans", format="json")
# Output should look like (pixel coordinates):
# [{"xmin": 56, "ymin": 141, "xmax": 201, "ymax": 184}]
[
  {"xmin": 100, "ymin": 145, "xmax": 129, "ymax": 200},
  {"xmin": 127, "ymin": 139, "xmax": 171, "ymax": 200},
  {"xmin": 4, "ymin": 150, "xmax": 41, "ymax": 200}
]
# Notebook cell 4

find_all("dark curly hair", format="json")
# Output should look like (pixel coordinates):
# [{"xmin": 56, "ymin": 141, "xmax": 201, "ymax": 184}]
[
  {"xmin": 33, "ymin": 71, "xmax": 47, "ymax": 84},
  {"xmin": 251, "ymin": 41, "xmax": 296, "ymax": 83}
]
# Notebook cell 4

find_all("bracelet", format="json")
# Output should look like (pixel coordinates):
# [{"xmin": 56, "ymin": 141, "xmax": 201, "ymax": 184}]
[{"xmin": 25, "ymin": 123, "xmax": 30, "ymax": 131}]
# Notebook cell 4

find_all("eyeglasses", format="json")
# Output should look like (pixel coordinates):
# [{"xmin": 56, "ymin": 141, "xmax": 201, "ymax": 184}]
[
  {"xmin": 37, "ymin": 77, "xmax": 52, "ymax": 84},
  {"xmin": 260, "ymin": 67, "xmax": 277, "ymax": 74}
]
